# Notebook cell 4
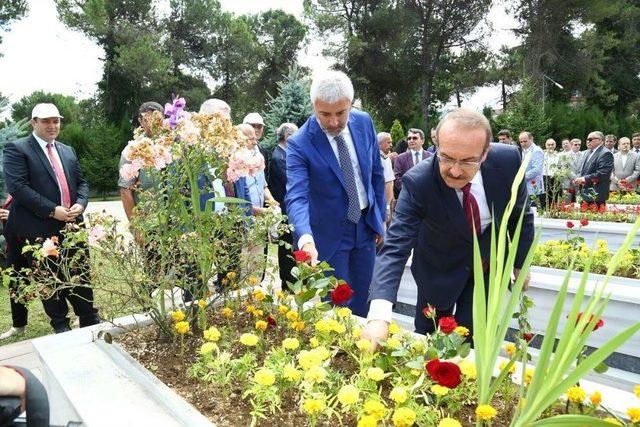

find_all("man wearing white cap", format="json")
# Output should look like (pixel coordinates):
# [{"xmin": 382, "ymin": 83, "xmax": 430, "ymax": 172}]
[{"xmin": 2, "ymin": 103, "xmax": 100, "ymax": 337}]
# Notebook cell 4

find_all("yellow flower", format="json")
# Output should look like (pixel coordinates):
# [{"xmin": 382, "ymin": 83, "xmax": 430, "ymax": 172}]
[
  {"xmin": 309, "ymin": 337, "xmax": 320, "ymax": 348},
  {"xmin": 367, "ymin": 367, "xmax": 386, "ymax": 382},
  {"xmin": 589, "ymin": 390, "xmax": 602, "ymax": 406},
  {"xmin": 315, "ymin": 319, "xmax": 333, "ymax": 334},
  {"xmin": 334, "ymin": 322, "xmax": 346, "ymax": 334},
  {"xmin": 203, "ymin": 326, "xmax": 221, "ymax": 342},
  {"xmin": 499, "ymin": 361, "xmax": 515, "ymax": 375},
  {"xmin": 221, "ymin": 307, "xmax": 233, "ymax": 318},
  {"xmin": 247, "ymin": 276, "xmax": 260, "ymax": 286},
  {"xmin": 302, "ymin": 398, "xmax": 325, "ymax": 415},
  {"xmin": 458, "ymin": 359, "xmax": 477, "ymax": 379},
  {"xmin": 603, "ymin": 417, "xmax": 622, "ymax": 425},
  {"xmin": 175, "ymin": 321, "xmax": 190, "ymax": 334},
  {"xmin": 255, "ymin": 320, "xmax": 268, "ymax": 331},
  {"xmin": 171, "ymin": 310, "xmax": 185, "ymax": 322},
  {"xmin": 386, "ymin": 337, "xmax": 401, "ymax": 349},
  {"xmin": 336, "ymin": 307, "xmax": 352, "ymax": 317},
  {"xmin": 246, "ymin": 304, "xmax": 256, "ymax": 314},
  {"xmin": 392, "ymin": 407, "xmax": 416, "ymax": 427},
  {"xmin": 337, "ymin": 384, "xmax": 359, "ymax": 406},
  {"xmin": 252, "ymin": 309, "xmax": 264, "ymax": 318},
  {"xmin": 352, "ymin": 327, "xmax": 362, "ymax": 338},
  {"xmin": 199, "ymin": 342, "xmax": 217, "ymax": 355},
  {"xmin": 278, "ymin": 305, "xmax": 289, "ymax": 315},
  {"xmin": 566, "ymin": 386, "xmax": 586, "ymax": 404},
  {"xmin": 282, "ymin": 337, "xmax": 300, "ymax": 350},
  {"xmin": 283, "ymin": 364, "xmax": 301, "ymax": 381},
  {"xmin": 410, "ymin": 339, "xmax": 425, "ymax": 353},
  {"xmin": 635, "ymin": 384, "xmax": 640, "ymax": 398},
  {"xmin": 363, "ymin": 400, "xmax": 387, "ymax": 420},
  {"xmin": 389, "ymin": 386, "xmax": 408, "ymax": 403},
  {"xmin": 291, "ymin": 320, "xmax": 305, "ymax": 331},
  {"xmin": 276, "ymin": 290, "xmax": 285, "ymax": 299},
  {"xmin": 438, "ymin": 418, "xmax": 462, "ymax": 427},
  {"xmin": 504, "ymin": 342, "xmax": 516, "ymax": 357},
  {"xmin": 431, "ymin": 384, "xmax": 450, "ymax": 396},
  {"xmin": 357, "ymin": 338, "xmax": 372, "ymax": 352},
  {"xmin": 252, "ymin": 288, "xmax": 266, "ymax": 301},
  {"xmin": 357, "ymin": 415, "xmax": 378, "ymax": 427},
  {"xmin": 240, "ymin": 333, "xmax": 259, "ymax": 346},
  {"xmin": 253, "ymin": 367, "xmax": 276, "ymax": 387},
  {"xmin": 226, "ymin": 271, "xmax": 236, "ymax": 280},
  {"xmin": 314, "ymin": 346, "xmax": 331, "ymax": 361},
  {"xmin": 297, "ymin": 350, "xmax": 323, "ymax": 370},
  {"xmin": 475, "ymin": 404, "xmax": 497, "ymax": 421},
  {"xmin": 388, "ymin": 322, "xmax": 401, "ymax": 334},
  {"xmin": 627, "ymin": 407, "xmax": 640, "ymax": 423},
  {"xmin": 198, "ymin": 299, "xmax": 206, "ymax": 309},
  {"xmin": 454, "ymin": 326, "xmax": 469, "ymax": 337},
  {"xmin": 286, "ymin": 310, "xmax": 299, "ymax": 321},
  {"xmin": 524, "ymin": 368, "xmax": 534, "ymax": 385}
]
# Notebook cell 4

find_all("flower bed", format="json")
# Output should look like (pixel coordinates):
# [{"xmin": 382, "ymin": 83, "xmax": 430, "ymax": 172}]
[
  {"xmin": 609, "ymin": 192, "xmax": 640, "ymax": 206},
  {"xmin": 541, "ymin": 202, "xmax": 640, "ymax": 223}
]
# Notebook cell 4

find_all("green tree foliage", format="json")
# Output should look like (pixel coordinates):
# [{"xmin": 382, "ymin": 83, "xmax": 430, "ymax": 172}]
[
  {"xmin": 11, "ymin": 91, "xmax": 80, "ymax": 123},
  {"xmin": 80, "ymin": 121, "xmax": 127, "ymax": 197},
  {"xmin": 389, "ymin": 119, "xmax": 404, "ymax": 144},
  {"xmin": 262, "ymin": 66, "xmax": 312, "ymax": 148},
  {"xmin": 0, "ymin": 0, "xmax": 27, "ymax": 47},
  {"xmin": 495, "ymin": 80, "xmax": 550, "ymax": 142}
]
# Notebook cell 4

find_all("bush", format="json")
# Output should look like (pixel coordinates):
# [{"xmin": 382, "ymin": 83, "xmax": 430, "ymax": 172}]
[
  {"xmin": 80, "ymin": 121, "xmax": 129, "ymax": 198},
  {"xmin": 11, "ymin": 91, "xmax": 80, "ymax": 124}
]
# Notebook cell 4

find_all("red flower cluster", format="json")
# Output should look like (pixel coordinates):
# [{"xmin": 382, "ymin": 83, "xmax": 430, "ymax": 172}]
[
  {"xmin": 425, "ymin": 358, "xmax": 462, "ymax": 388},
  {"xmin": 293, "ymin": 250, "xmax": 311, "ymax": 263},
  {"xmin": 438, "ymin": 317, "xmax": 458, "ymax": 334},
  {"xmin": 267, "ymin": 315, "xmax": 276, "ymax": 327},
  {"xmin": 580, "ymin": 217, "xmax": 589, "ymax": 227},
  {"xmin": 523, "ymin": 332, "xmax": 533, "ymax": 342},
  {"xmin": 330, "ymin": 282, "xmax": 354, "ymax": 305},
  {"xmin": 574, "ymin": 312, "xmax": 604, "ymax": 331}
]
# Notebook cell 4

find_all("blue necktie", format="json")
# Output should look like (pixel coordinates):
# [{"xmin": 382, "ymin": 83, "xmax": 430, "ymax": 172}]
[
  {"xmin": 334, "ymin": 134, "xmax": 361, "ymax": 224},
  {"xmin": 414, "ymin": 151, "xmax": 420, "ymax": 165}
]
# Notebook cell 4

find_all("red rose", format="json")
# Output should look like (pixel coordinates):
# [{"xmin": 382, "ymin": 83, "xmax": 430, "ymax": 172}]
[
  {"xmin": 425, "ymin": 358, "xmax": 462, "ymax": 388},
  {"xmin": 267, "ymin": 315, "xmax": 276, "ymax": 327},
  {"xmin": 574, "ymin": 312, "xmax": 604, "ymax": 331},
  {"xmin": 580, "ymin": 202, "xmax": 588, "ymax": 212},
  {"xmin": 293, "ymin": 250, "xmax": 311, "ymax": 263},
  {"xmin": 330, "ymin": 282, "xmax": 354, "ymax": 305},
  {"xmin": 592, "ymin": 178, "xmax": 599, "ymax": 185},
  {"xmin": 422, "ymin": 304, "xmax": 436, "ymax": 319},
  {"xmin": 598, "ymin": 204, "xmax": 606, "ymax": 213},
  {"xmin": 523, "ymin": 332, "xmax": 533, "ymax": 342},
  {"xmin": 438, "ymin": 316, "xmax": 458, "ymax": 334},
  {"xmin": 531, "ymin": 179, "xmax": 536, "ymax": 185},
  {"xmin": 567, "ymin": 221, "xmax": 574, "ymax": 229},
  {"xmin": 580, "ymin": 217, "xmax": 589, "ymax": 227}
]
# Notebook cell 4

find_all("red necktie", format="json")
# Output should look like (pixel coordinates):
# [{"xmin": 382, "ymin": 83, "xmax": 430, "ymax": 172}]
[
  {"xmin": 461, "ymin": 183, "xmax": 481, "ymax": 236},
  {"xmin": 46, "ymin": 143, "xmax": 71, "ymax": 208}
]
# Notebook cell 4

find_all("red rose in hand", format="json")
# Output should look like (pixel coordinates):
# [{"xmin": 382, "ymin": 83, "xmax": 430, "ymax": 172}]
[
  {"xmin": 422, "ymin": 304, "xmax": 436, "ymax": 319},
  {"xmin": 425, "ymin": 358, "xmax": 462, "ymax": 388},
  {"xmin": 531, "ymin": 179, "xmax": 536, "ymax": 185},
  {"xmin": 567, "ymin": 221, "xmax": 575, "ymax": 229},
  {"xmin": 580, "ymin": 217, "xmax": 589, "ymax": 227},
  {"xmin": 574, "ymin": 312, "xmax": 604, "ymax": 331},
  {"xmin": 438, "ymin": 316, "xmax": 458, "ymax": 334},
  {"xmin": 293, "ymin": 250, "xmax": 311, "ymax": 263},
  {"xmin": 523, "ymin": 332, "xmax": 533, "ymax": 342},
  {"xmin": 330, "ymin": 282, "xmax": 354, "ymax": 305},
  {"xmin": 592, "ymin": 178, "xmax": 599, "ymax": 185}
]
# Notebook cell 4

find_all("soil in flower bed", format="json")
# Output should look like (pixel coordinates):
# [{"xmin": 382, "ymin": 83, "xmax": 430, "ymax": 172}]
[{"xmin": 117, "ymin": 312, "xmax": 578, "ymax": 426}]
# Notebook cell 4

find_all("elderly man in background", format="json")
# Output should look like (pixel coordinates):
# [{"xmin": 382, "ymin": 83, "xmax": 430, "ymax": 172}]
[
  {"xmin": 610, "ymin": 137, "xmax": 640, "ymax": 192},
  {"xmin": 243, "ymin": 113, "xmax": 270, "ymax": 180},
  {"xmin": 572, "ymin": 131, "xmax": 614, "ymax": 207},
  {"xmin": 542, "ymin": 138, "xmax": 561, "ymax": 209},
  {"xmin": 377, "ymin": 132, "xmax": 395, "ymax": 222},
  {"xmin": 519, "ymin": 131, "xmax": 545, "ymax": 207}
]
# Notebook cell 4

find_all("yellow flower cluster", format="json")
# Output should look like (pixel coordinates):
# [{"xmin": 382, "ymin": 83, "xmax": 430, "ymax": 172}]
[
  {"xmin": 203, "ymin": 326, "xmax": 221, "ymax": 342},
  {"xmin": 255, "ymin": 320, "xmax": 268, "ymax": 331},
  {"xmin": 566, "ymin": 386, "xmax": 586, "ymax": 403},
  {"xmin": 199, "ymin": 342, "xmax": 216, "ymax": 355},
  {"xmin": 279, "ymin": 305, "xmax": 290, "ymax": 315},
  {"xmin": 240, "ymin": 333, "xmax": 259, "ymax": 346},
  {"xmin": 252, "ymin": 288, "xmax": 266, "ymax": 301},
  {"xmin": 524, "ymin": 368, "xmax": 534, "ymax": 386},
  {"xmin": 282, "ymin": 337, "xmax": 300, "ymax": 350},
  {"xmin": 357, "ymin": 338, "xmax": 373, "ymax": 352},
  {"xmin": 357, "ymin": 415, "xmax": 378, "ymax": 427},
  {"xmin": 297, "ymin": 347, "xmax": 330, "ymax": 370},
  {"xmin": 589, "ymin": 390, "xmax": 602, "ymax": 406},
  {"xmin": 458, "ymin": 359, "xmax": 477, "ymax": 379},
  {"xmin": 336, "ymin": 307, "xmax": 352, "ymax": 318},
  {"xmin": 337, "ymin": 384, "xmax": 359, "ymax": 406},
  {"xmin": 388, "ymin": 322, "xmax": 401, "ymax": 334},
  {"xmin": 283, "ymin": 364, "xmax": 302, "ymax": 381},
  {"xmin": 302, "ymin": 398, "xmax": 325, "ymax": 415},
  {"xmin": 221, "ymin": 307, "xmax": 233, "ymax": 319},
  {"xmin": 627, "ymin": 407, "xmax": 640, "ymax": 423},
  {"xmin": 499, "ymin": 361, "xmax": 515, "ymax": 375},
  {"xmin": 475, "ymin": 404, "xmax": 497, "ymax": 420},
  {"xmin": 304, "ymin": 366, "xmax": 327, "ymax": 384},
  {"xmin": 175, "ymin": 321, "xmax": 190, "ymax": 335},
  {"xmin": 171, "ymin": 310, "xmax": 185, "ymax": 322},
  {"xmin": 253, "ymin": 367, "xmax": 276, "ymax": 387},
  {"xmin": 386, "ymin": 337, "xmax": 402, "ymax": 350},
  {"xmin": 389, "ymin": 386, "xmax": 408, "ymax": 403},
  {"xmin": 286, "ymin": 310, "xmax": 299, "ymax": 321},
  {"xmin": 366, "ymin": 367, "xmax": 386, "ymax": 382},
  {"xmin": 314, "ymin": 318, "xmax": 346, "ymax": 334},
  {"xmin": 454, "ymin": 326, "xmax": 469, "ymax": 337},
  {"xmin": 431, "ymin": 385, "xmax": 450, "ymax": 396},
  {"xmin": 504, "ymin": 342, "xmax": 516, "ymax": 356},
  {"xmin": 392, "ymin": 407, "xmax": 416, "ymax": 427},
  {"xmin": 363, "ymin": 400, "xmax": 388, "ymax": 420},
  {"xmin": 635, "ymin": 384, "xmax": 640, "ymax": 398},
  {"xmin": 438, "ymin": 418, "xmax": 462, "ymax": 427}
]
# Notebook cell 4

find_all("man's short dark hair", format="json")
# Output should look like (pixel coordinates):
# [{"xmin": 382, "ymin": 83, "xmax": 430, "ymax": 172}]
[
  {"xmin": 497, "ymin": 129, "xmax": 511, "ymax": 138},
  {"xmin": 605, "ymin": 134, "xmax": 617, "ymax": 142},
  {"xmin": 632, "ymin": 132, "xmax": 640, "ymax": 139},
  {"xmin": 138, "ymin": 102, "xmax": 163, "ymax": 117},
  {"xmin": 408, "ymin": 128, "xmax": 425, "ymax": 140}
]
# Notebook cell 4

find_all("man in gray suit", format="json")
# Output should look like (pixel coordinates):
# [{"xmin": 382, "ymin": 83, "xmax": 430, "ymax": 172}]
[{"xmin": 610, "ymin": 137, "xmax": 640, "ymax": 191}]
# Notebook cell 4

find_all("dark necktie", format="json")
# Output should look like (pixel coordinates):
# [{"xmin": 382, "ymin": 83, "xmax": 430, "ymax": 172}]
[
  {"xmin": 461, "ymin": 183, "xmax": 481, "ymax": 236},
  {"xmin": 46, "ymin": 143, "xmax": 71, "ymax": 208},
  {"xmin": 581, "ymin": 149, "xmax": 594, "ymax": 174},
  {"xmin": 334, "ymin": 134, "xmax": 361, "ymax": 224}
]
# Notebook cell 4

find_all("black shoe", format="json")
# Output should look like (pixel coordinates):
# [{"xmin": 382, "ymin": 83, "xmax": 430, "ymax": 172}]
[{"xmin": 54, "ymin": 326, "xmax": 72, "ymax": 334}]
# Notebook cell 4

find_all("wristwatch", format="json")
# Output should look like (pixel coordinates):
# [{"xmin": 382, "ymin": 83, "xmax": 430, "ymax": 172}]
[{"xmin": 49, "ymin": 208, "xmax": 56, "ymax": 218}]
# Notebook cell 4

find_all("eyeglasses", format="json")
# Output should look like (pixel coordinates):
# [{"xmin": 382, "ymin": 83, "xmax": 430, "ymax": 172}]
[
  {"xmin": 437, "ymin": 153, "xmax": 482, "ymax": 169},
  {"xmin": 586, "ymin": 137, "xmax": 601, "ymax": 142},
  {"xmin": 407, "ymin": 136, "xmax": 421, "ymax": 141}
]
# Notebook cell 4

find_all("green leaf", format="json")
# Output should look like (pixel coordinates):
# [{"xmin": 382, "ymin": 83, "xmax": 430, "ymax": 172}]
[
  {"xmin": 593, "ymin": 361, "xmax": 608, "ymax": 374},
  {"xmin": 405, "ymin": 359, "xmax": 425, "ymax": 370},
  {"xmin": 531, "ymin": 415, "xmax": 624, "ymax": 426},
  {"xmin": 425, "ymin": 347, "xmax": 439, "ymax": 361},
  {"xmin": 458, "ymin": 343, "xmax": 471, "ymax": 358}
]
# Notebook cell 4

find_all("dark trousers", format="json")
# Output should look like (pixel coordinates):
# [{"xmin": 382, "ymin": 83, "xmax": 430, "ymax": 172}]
[
  {"xmin": 277, "ymin": 227, "xmax": 296, "ymax": 292},
  {"xmin": 6, "ymin": 232, "xmax": 99, "ymax": 331},
  {"xmin": 5, "ymin": 234, "xmax": 29, "ymax": 328}
]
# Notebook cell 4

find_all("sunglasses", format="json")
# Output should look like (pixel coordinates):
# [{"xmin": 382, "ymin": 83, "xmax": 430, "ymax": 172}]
[
  {"xmin": 407, "ymin": 136, "xmax": 421, "ymax": 141},
  {"xmin": 586, "ymin": 137, "xmax": 601, "ymax": 142}
]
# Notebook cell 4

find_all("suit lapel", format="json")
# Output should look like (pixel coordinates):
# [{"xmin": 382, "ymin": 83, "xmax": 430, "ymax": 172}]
[
  {"xmin": 28, "ymin": 135, "xmax": 57, "ymax": 183},
  {"xmin": 434, "ymin": 158, "xmax": 470, "ymax": 242},
  {"xmin": 309, "ymin": 117, "xmax": 346, "ymax": 189}
]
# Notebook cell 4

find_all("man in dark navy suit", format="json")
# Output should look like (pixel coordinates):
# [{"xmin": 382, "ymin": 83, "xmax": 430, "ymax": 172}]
[
  {"xmin": 363, "ymin": 108, "xmax": 534, "ymax": 348},
  {"xmin": 2, "ymin": 103, "xmax": 99, "ymax": 336},
  {"xmin": 286, "ymin": 70, "xmax": 386, "ymax": 317}
]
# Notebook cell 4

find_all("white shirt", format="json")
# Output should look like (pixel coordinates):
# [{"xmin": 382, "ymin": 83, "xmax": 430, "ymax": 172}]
[
  {"xmin": 367, "ymin": 169, "xmax": 491, "ymax": 324},
  {"xmin": 620, "ymin": 153, "xmax": 628, "ymax": 169},
  {"xmin": 380, "ymin": 151, "xmax": 394, "ymax": 183},
  {"xmin": 410, "ymin": 149, "xmax": 424, "ymax": 166},
  {"xmin": 33, "ymin": 132, "xmax": 64, "ymax": 203},
  {"xmin": 297, "ymin": 126, "xmax": 369, "ymax": 249}
]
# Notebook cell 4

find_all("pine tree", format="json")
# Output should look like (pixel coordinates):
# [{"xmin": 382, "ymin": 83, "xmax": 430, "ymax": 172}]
[
  {"xmin": 0, "ymin": 96, "xmax": 28, "ymax": 198},
  {"xmin": 262, "ymin": 66, "xmax": 312, "ymax": 149},
  {"xmin": 390, "ymin": 119, "xmax": 405, "ymax": 144},
  {"xmin": 496, "ymin": 80, "xmax": 550, "ymax": 143}
]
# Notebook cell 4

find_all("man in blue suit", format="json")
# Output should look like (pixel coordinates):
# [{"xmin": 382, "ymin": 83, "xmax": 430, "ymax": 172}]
[
  {"xmin": 518, "ymin": 131, "xmax": 545, "ymax": 206},
  {"xmin": 362, "ymin": 109, "xmax": 534, "ymax": 347},
  {"xmin": 285, "ymin": 70, "xmax": 386, "ymax": 317}
]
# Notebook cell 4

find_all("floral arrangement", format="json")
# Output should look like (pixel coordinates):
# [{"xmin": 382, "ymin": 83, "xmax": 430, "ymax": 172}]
[
  {"xmin": 542, "ymin": 202, "xmax": 640, "ymax": 223},
  {"xmin": 609, "ymin": 190, "xmax": 640, "ymax": 206}
]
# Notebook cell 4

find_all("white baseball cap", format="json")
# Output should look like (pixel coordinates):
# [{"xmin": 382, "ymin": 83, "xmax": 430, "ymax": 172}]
[
  {"xmin": 242, "ymin": 112, "xmax": 264, "ymax": 126},
  {"xmin": 31, "ymin": 103, "xmax": 63, "ymax": 119}
]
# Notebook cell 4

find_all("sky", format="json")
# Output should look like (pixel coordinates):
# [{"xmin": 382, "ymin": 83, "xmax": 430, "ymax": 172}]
[{"xmin": 0, "ymin": 0, "xmax": 519, "ymax": 118}]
